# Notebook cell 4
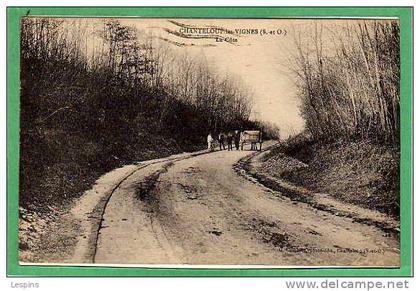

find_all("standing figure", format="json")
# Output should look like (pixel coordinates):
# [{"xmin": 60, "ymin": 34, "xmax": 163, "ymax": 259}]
[
  {"xmin": 207, "ymin": 133, "xmax": 213, "ymax": 150},
  {"xmin": 251, "ymin": 142, "xmax": 256, "ymax": 150},
  {"xmin": 226, "ymin": 132, "xmax": 233, "ymax": 151},
  {"xmin": 218, "ymin": 132, "xmax": 225, "ymax": 150},
  {"xmin": 234, "ymin": 130, "xmax": 241, "ymax": 150}
]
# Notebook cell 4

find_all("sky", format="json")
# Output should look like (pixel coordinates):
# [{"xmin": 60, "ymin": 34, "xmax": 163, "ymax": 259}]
[{"xmin": 120, "ymin": 18, "xmax": 307, "ymax": 138}]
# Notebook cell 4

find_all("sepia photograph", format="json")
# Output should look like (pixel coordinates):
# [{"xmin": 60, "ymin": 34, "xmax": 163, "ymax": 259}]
[{"xmin": 17, "ymin": 16, "xmax": 401, "ymax": 268}]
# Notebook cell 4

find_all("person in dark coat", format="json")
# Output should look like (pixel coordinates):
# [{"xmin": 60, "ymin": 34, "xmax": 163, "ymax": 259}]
[
  {"xmin": 234, "ymin": 130, "xmax": 241, "ymax": 150},
  {"xmin": 226, "ymin": 132, "xmax": 233, "ymax": 151},
  {"xmin": 218, "ymin": 132, "xmax": 225, "ymax": 150}
]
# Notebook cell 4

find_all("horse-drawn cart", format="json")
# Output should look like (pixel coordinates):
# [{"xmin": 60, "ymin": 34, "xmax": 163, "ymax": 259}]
[{"xmin": 240, "ymin": 130, "xmax": 262, "ymax": 151}]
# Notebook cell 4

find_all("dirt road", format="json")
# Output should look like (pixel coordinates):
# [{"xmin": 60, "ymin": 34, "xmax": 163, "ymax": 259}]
[{"xmin": 87, "ymin": 146, "xmax": 400, "ymax": 267}]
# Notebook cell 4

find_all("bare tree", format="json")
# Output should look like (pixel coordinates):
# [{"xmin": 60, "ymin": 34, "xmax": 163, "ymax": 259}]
[{"xmin": 289, "ymin": 20, "xmax": 399, "ymax": 144}]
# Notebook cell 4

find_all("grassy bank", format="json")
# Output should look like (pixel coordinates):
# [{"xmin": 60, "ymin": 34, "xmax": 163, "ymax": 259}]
[
  {"xmin": 260, "ymin": 137, "xmax": 400, "ymax": 218},
  {"xmin": 20, "ymin": 126, "xmax": 197, "ymax": 213}
]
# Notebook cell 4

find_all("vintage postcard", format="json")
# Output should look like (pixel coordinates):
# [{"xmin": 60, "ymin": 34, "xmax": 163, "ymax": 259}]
[{"xmin": 8, "ymin": 8, "xmax": 412, "ymax": 276}]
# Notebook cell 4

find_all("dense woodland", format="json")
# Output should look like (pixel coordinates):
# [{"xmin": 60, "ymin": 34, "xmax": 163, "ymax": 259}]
[
  {"xmin": 290, "ymin": 20, "xmax": 400, "ymax": 144},
  {"xmin": 20, "ymin": 18, "xmax": 261, "ymax": 209}
]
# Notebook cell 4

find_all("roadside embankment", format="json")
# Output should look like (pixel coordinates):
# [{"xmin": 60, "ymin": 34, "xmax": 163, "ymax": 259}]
[{"xmin": 234, "ymin": 138, "xmax": 400, "ymax": 236}]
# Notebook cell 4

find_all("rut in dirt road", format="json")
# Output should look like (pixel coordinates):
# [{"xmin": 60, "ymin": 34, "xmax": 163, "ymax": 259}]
[{"xmin": 93, "ymin": 148, "xmax": 400, "ymax": 266}]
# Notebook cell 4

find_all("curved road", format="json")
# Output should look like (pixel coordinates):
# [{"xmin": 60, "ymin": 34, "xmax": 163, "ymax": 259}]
[{"xmin": 94, "ymin": 148, "xmax": 399, "ymax": 267}]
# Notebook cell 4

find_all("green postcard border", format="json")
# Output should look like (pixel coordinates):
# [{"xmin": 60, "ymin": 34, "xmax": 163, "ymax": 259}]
[{"xmin": 6, "ymin": 6, "xmax": 413, "ymax": 277}]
